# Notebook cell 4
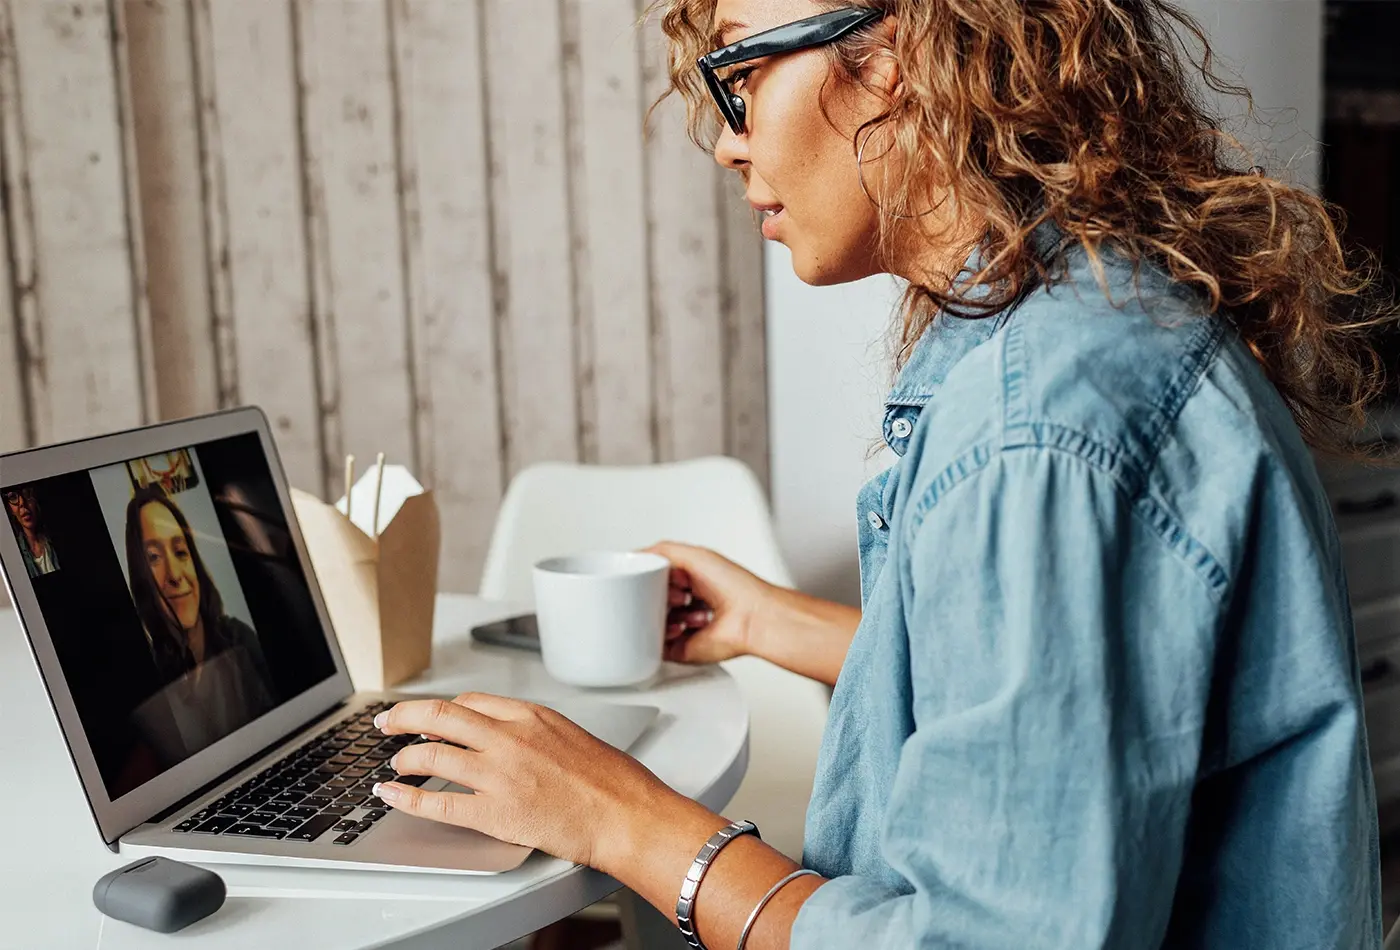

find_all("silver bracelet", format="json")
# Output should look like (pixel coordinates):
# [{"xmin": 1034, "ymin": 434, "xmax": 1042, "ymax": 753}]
[
  {"xmin": 675, "ymin": 819, "xmax": 761, "ymax": 949},
  {"xmin": 736, "ymin": 868, "xmax": 822, "ymax": 950}
]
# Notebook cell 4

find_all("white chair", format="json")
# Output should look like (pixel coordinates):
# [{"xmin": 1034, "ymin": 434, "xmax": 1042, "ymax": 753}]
[{"xmin": 478, "ymin": 456, "xmax": 830, "ymax": 860}]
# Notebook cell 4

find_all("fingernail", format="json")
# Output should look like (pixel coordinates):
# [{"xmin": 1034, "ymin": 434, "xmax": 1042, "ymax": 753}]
[
  {"xmin": 389, "ymin": 753, "xmax": 399, "ymax": 771},
  {"xmin": 373, "ymin": 711, "xmax": 388, "ymax": 730},
  {"xmin": 373, "ymin": 782, "xmax": 401, "ymax": 804}
]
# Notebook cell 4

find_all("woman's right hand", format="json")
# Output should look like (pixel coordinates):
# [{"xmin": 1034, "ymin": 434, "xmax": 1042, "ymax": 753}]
[{"xmin": 644, "ymin": 542, "xmax": 775, "ymax": 665}]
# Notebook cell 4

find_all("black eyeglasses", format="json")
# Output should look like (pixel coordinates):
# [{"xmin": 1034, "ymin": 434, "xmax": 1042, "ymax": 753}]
[{"xmin": 698, "ymin": 7, "xmax": 885, "ymax": 136}]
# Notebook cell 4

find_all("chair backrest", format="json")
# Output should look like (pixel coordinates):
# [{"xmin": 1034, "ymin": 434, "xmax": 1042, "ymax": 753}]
[{"xmin": 478, "ymin": 457, "xmax": 793, "ymax": 603}]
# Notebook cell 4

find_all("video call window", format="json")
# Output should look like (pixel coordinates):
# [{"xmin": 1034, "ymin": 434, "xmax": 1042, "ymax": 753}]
[
  {"xmin": 3, "ymin": 434, "xmax": 337, "ymax": 800},
  {"xmin": 4, "ymin": 485, "xmax": 61, "ymax": 578}
]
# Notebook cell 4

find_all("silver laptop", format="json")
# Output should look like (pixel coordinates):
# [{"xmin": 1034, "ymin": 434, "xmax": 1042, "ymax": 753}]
[{"xmin": 0, "ymin": 407, "xmax": 658, "ymax": 874}]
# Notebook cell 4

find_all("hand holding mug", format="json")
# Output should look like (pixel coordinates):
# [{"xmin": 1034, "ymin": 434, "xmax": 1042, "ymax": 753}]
[{"xmin": 644, "ymin": 542, "xmax": 773, "ymax": 665}]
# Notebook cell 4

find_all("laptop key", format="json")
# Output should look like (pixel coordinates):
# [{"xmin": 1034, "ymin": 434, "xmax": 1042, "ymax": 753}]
[
  {"xmin": 334, "ymin": 820, "xmax": 357, "ymax": 832},
  {"xmin": 192, "ymin": 815, "xmax": 237, "ymax": 834},
  {"xmin": 362, "ymin": 809, "xmax": 387, "ymax": 823},
  {"xmin": 300, "ymin": 795, "xmax": 332, "ymax": 809},
  {"xmin": 269, "ymin": 796, "xmax": 303, "ymax": 810},
  {"xmin": 321, "ymin": 805, "xmax": 353, "ymax": 818},
  {"xmin": 284, "ymin": 806, "xmax": 319, "ymax": 820},
  {"xmin": 172, "ymin": 819, "xmax": 200, "ymax": 832},
  {"xmin": 352, "ymin": 820, "xmax": 374, "ymax": 834},
  {"xmin": 286, "ymin": 814, "xmax": 339, "ymax": 843},
  {"xmin": 268, "ymin": 817, "xmax": 303, "ymax": 831},
  {"xmin": 248, "ymin": 811, "xmax": 281, "ymax": 825},
  {"xmin": 333, "ymin": 833, "xmax": 359, "ymax": 846},
  {"xmin": 225, "ymin": 823, "xmax": 287, "ymax": 839},
  {"xmin": 218, "ymin": 802, "xmax": 255, "ymax": 817},
  {"xmin": 395, "ymin": 774, "xmax": 430, "ymax": 788}
]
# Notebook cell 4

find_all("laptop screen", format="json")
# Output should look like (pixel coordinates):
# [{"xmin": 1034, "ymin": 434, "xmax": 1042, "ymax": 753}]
[{"xmin": 2, "ymin": 432, "xmax": 337, "ymax": 801}]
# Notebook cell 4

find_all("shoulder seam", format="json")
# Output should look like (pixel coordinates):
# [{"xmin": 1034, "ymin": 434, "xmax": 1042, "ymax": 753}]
[
  {"xmin": 903, "ymin": 432, "xmax": 1230, "ymax": 600},
  {"xmin": 998, "ymin": 309, "xmax": 1228, "ymax": 468},
  {"xmin": 1139, "ymin": 316, "xmax": 1229, "ymax": 471}
]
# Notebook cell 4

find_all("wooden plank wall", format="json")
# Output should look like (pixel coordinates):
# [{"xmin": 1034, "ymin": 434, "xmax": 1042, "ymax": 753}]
[{"xmin": 0, "ymin": 0, "xmax": 766, "ymax": 595}]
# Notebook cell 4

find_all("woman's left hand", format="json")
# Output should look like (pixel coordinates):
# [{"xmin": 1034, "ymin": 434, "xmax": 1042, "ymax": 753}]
[{"xmin": 370, "ymin": 694, "xmax": 673, "ymax": 871}]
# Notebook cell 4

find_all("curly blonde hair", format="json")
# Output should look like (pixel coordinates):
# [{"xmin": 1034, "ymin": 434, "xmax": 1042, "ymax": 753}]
[{"xmin": 650, "ymin": 0, "xmax": 1395, "ymax": 455}]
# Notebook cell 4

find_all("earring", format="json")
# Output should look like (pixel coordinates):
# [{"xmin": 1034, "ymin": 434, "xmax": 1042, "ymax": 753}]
[{"xmin": 857, "ymin": 129, "xmax": 935, "ymax": 221}]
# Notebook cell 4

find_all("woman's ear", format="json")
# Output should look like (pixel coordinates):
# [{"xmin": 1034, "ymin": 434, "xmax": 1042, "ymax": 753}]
[
  {"xmin": 864, "ymin": 18, "xmax": 901, "ymax": 99},
  {"xmin": 876, "ymin": 50, "xmax": 901, "ymax": 98}
]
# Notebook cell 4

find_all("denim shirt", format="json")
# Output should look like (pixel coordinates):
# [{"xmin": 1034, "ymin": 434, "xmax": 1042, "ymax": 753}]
[{"xmin": 791, "ymin": 246, "xmax": 1381, "ymax": 949}]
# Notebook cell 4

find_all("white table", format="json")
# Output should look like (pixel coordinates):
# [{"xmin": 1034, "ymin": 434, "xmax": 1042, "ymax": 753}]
[{"xmin": 0, "ymin": 595, "xmax": 749, "ymax": 949}]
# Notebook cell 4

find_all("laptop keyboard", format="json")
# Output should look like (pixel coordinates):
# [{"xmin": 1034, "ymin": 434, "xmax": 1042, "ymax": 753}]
[{"xmin": 169, "ymin": 701, "xmax": 429, "ymax": 846}]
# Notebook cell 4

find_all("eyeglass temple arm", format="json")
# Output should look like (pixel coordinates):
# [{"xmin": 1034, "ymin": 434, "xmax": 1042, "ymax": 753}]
[{"xmin": 698, "ymin": 7, "xmax": 883, "ymax": 69}]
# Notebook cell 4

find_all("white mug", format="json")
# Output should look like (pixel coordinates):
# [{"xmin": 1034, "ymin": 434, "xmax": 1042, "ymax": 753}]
[{"xmin": 532, "ymin": 551, "xmax": 670, "ymax": 688}]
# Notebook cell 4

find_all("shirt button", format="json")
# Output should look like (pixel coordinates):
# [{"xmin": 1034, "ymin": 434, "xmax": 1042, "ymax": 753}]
[
  {"xmin": 867, "ymin": 510, "xmax": 885, "ymax": 530},
  {"xmin": 891, "ymin": 417, "xmax": 914, "ymax": 438}
]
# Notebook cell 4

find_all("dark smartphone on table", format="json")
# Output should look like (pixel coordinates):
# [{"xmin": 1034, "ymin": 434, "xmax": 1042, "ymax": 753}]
[{"xmin": 470, "ymin": 613, "xmax": 541, "ymax": 652}]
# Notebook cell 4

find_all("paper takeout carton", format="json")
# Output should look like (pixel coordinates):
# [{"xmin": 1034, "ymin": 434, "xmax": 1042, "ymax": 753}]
[{"xmin": 290, "ymin": 465, "xmax": 440, "ymax": 690}]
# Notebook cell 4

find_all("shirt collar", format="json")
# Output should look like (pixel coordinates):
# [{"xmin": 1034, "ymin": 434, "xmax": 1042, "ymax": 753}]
[
  {"xmin": 884, "ymin": 310, "xmax": 1004, "ymax": 408},
  {"xmin": 884, "ymin": 223, "xmax": 1063, "ymax": 409},
  {"xmin": 884, "ymin": 241, "xmax": 1004, "ymax": 409}
]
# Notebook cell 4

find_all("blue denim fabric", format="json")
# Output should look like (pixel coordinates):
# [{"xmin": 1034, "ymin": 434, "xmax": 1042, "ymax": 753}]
[{"xmin": 793, "ymin": 245, "xmax": 1382, "ymax": 948}]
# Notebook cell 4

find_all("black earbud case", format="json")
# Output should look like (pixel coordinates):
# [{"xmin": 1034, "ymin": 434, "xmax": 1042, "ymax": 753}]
[{"xmin": 93, "ymin": 857, "xmax": 226, "ymax": 933}]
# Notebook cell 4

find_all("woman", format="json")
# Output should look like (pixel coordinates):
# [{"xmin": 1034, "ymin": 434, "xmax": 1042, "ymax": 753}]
[
  {"xmin": 370, "ymin": 1, "xmax": 1386, "ymax": 947},
  {"xmin": 4, "ymin": 486, "xmax": 60, "ymax": 577},
  {"xmin": 125, "ymin": 486, "xmax": 275, "ymax": 756}
]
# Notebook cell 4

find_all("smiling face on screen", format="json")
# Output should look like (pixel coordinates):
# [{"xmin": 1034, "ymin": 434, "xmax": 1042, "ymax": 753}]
[{"xmin": 140, "ymin": 501, "xmax": 202, "ymax": 632}]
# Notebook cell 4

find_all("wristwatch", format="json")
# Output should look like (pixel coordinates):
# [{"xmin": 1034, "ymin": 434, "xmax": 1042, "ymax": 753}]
[{"xmin": 675, "ymin": 819, "xmax": 761, "ymax": 949}]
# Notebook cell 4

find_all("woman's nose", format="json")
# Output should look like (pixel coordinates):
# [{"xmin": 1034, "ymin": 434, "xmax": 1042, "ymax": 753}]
[{"xmin": 713, "ymin": 124, "xmax": 749, "ymax": 171}]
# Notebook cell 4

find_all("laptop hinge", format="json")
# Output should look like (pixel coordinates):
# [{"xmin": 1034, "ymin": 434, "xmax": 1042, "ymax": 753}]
[{"xmin": 148, "ymin": 700, "xmax": 348, "ymax": 824}]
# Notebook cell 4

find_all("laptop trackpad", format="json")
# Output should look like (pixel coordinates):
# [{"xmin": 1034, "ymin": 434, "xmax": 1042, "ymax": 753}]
[{"xmin": 374, "ymin": 778, "xmax": 532, "ymax": 873}]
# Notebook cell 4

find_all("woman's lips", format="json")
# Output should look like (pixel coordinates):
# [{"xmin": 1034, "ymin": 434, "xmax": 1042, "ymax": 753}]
[
  {"xmin": 748, "ymin": 196, "xmax": 785, "ymax": 240},
  {"xmin": 760, "ymin": 207, "xmax": 785, "ymax": 240}
]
